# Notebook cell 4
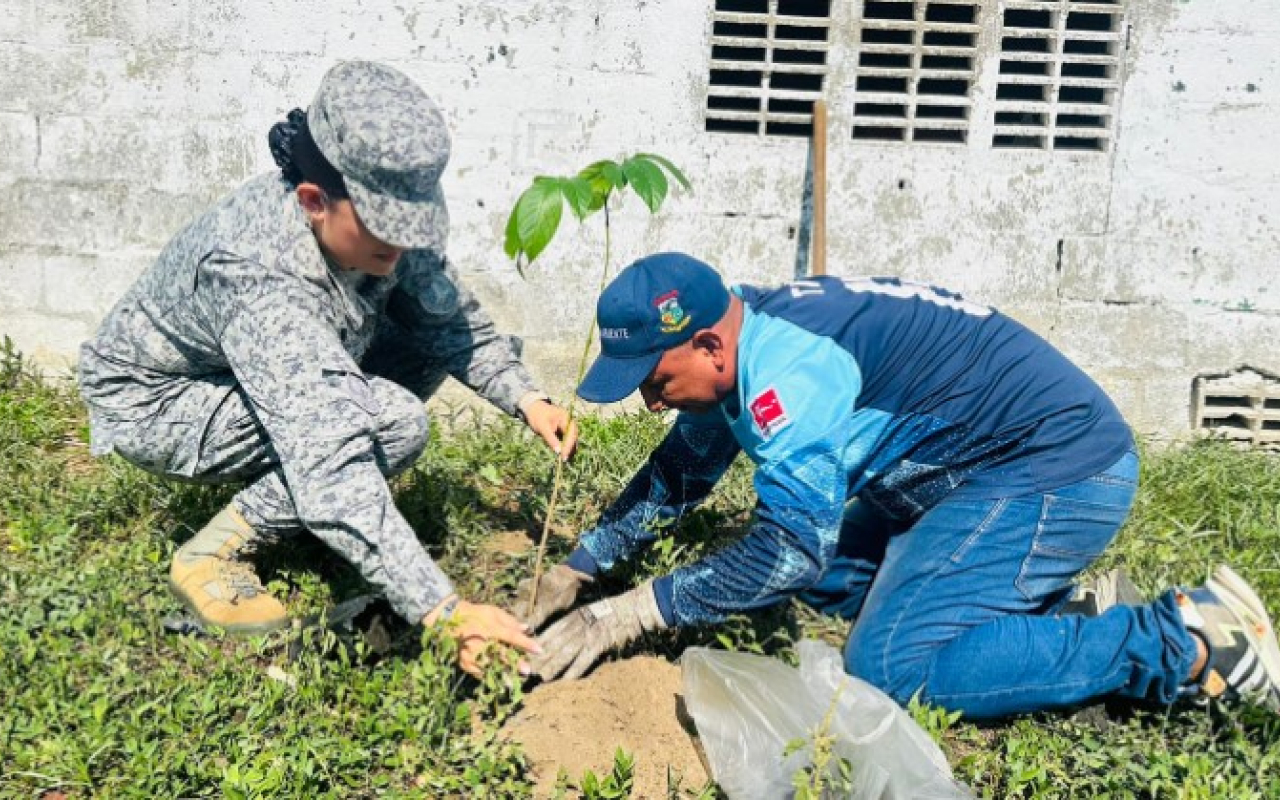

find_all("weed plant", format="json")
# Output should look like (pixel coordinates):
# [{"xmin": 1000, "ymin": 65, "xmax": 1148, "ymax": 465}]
[{"xmin": 3, "ymin": 342, "xmax": 1280, "ymax": 797}]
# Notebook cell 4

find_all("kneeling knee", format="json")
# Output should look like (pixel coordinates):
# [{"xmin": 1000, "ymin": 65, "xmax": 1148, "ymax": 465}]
[
  {"xmin": 844, "ymin": 647, "xmax": 930, "ymax": 707},
  {"xmin": 399, "ymin": 404, "xmax": 431, "ymax": 468},
  {"xmin": 379, "ymin": 394, "xmax": 430, "ymax": 475}
]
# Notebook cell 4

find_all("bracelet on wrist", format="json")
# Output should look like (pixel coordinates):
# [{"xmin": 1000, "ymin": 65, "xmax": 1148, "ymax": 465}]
[{"xmin": 435, "ymin": 595, "xmax": 461, "ymax": 624}]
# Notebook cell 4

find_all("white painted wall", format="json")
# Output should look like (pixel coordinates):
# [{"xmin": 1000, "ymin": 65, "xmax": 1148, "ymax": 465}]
[{"xmin": 1, "ymin": 0, "xmax": 1276, "ymax": 438}]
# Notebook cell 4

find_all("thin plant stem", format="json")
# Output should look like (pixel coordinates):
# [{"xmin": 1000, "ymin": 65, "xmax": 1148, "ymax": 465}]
[{"xmin": 527, "ymin": 204, "xmax": 613, "ymax": 619}]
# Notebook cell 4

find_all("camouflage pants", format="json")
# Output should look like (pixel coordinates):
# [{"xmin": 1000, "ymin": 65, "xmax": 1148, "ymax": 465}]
[{"xmin": 108, "ymin": 337, "xmax": 450, "ymax": 540}]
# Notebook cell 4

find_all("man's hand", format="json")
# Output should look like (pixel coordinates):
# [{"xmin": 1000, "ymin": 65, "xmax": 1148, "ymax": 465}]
[
  {"xmin": 521, "ymin": 398, "xmax": 579, "ymax": 461},
  {"xmin": 514, "ymin": 563, "xmax": 594, "ymax": 630},
  {"xmin": 530, "ymin": 581, "xmax": 667, "ymax": 682},
  {"xmin": 424, "ymin": 596, "xmax": 540, "ymax": 677}
]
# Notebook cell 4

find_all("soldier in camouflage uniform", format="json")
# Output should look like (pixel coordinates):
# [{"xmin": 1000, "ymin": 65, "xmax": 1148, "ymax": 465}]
[{"xmin": 79, "ymin": 61, "xmax": 572, "ymax": 675}]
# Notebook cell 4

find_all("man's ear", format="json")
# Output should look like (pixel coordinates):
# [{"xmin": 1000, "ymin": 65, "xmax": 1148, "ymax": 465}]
[
  {"xmin": 295, "ymin": 183, "xmax": 328, "ymax": 219},
  {"xmin": 690, "ymin": 329, "xmax": 726, "ymax": 365}
]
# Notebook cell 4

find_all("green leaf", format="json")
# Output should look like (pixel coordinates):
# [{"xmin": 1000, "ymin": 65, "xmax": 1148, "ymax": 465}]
[
  {"xmin": 637, "ymin": 152, "xmax": 692, "ymax": 192},
  {"xmin": 478, "ymin": 464, "xmax": 501, "ymax": 485},
  {"xmin": 510, "ymin": 176, "xmax": 565, "ymax": 268},
  {"xmin": 581, "ymin": 159, "xmax": 626, "ymax": 190},
  {"xmin": 560, "ymin": 175, "xmax": 595, "ymax": 221},
  {"xmin": 502, "ymin": 204, "xmax": 521, "ymax": 260},
  {"xmin": 603, "ymin": 161, "xmax": 625, "ymax": 188},
  {"xmin": 621, "ymin": 155, "xmax": 669, "ymax": 213},
  {"xmin": 578, "ymin": 159, "xmax": 624, "ymax": 213}
]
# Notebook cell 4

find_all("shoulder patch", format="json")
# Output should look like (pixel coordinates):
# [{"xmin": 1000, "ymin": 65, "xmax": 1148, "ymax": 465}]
[{"xmin": 748, "ymin": 387, "xmax": 791, "ymax": 439}]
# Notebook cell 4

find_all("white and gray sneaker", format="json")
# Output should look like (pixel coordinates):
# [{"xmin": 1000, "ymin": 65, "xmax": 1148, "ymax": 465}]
[
  {"xmin": 1060, "ymin": 568, "xmax": 1145, "ymax": 617},
  {"xmin": 1176, "ymin": 564, "xmax": 1280, "ymax": 712}
]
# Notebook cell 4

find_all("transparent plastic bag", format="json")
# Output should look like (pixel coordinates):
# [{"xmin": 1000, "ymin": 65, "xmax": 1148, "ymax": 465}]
[{"xmin": 682, "ymin": 641, "xmax": 973, "ymax": 799}]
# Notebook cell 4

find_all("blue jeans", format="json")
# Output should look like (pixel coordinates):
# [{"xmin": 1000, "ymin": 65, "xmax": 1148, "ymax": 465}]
[{"xmin": 798, "ymin": 451, "xmax": 1199, "ymax": 719}]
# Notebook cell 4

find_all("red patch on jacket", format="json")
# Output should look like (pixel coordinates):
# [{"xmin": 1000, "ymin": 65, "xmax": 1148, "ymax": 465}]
[{"xmin": 749, "ymin": 387, "xmax": 791, "ymax": 438}]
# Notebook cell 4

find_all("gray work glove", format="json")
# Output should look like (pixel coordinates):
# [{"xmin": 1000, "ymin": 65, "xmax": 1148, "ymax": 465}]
[
  {"xmin": 530, "ymin": 581, "xmax": 668, "ymax": 682},
  {"xmin": 514, "ymin": 563, "xmax": 594, "ymax": 631}
]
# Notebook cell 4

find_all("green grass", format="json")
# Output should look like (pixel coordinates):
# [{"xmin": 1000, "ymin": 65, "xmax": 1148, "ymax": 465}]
[{"xmin": 2, "ymin": 340, "xmax": 1280, "ymax": 798}]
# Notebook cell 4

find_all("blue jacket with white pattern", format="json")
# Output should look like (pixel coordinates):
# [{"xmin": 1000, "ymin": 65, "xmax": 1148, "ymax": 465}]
[{"xmin": 569, "ymin": 276, "xmax": 1133, "ymax": 627}]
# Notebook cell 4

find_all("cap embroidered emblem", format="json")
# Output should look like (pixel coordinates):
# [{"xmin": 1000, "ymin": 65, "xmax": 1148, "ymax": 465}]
[
  {"xmin": 749, "ymin": 387, "xmax": 791, "ymax": 439},
  {"xmin": 655, "ymin": 290, "xmax": 691, "ymax": 334}
]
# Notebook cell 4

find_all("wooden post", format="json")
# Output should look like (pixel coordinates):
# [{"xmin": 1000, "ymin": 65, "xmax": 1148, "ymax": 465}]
[{"xmin": 811, "ymin": 99, "xmax": 828, "ymax": 277}]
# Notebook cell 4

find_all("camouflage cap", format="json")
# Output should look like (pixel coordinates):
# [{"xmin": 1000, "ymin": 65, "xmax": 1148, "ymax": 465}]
[{"xmin": 308, "ymin": 61, "xmax": 450, "ymax": 250}]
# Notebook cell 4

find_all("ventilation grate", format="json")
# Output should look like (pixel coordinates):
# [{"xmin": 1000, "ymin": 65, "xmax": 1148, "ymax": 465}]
[
  {"xmin": 993, "ymin": 0, "xmax": 1125, "ymax": 152},
  {"xmin": 850, "ymin": 0, "xmax": 981, "ymax": 146},
  {"xmin": 1192, "ymin": 367, "xmax": 1280, "ymax": 451},
  {"xmin": 706, "ymin": 0, "xmax": 833, "ymax": 137}
]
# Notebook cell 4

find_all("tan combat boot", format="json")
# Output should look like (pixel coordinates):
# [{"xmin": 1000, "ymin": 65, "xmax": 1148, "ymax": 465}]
[{"xmin": 168, "ymin": 505, "xmax": 289, "ymax": 633}]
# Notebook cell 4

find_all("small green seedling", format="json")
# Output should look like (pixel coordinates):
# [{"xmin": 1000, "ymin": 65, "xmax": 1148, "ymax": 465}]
[
  {"xmin": 784, "ymin": 686, "xmax": 855, "ymax": 799},
  {"xmin": 503, "ymin": 154, "xmax": 691, "ymax": 616},
  {"xmin": 552, "ymin": 747, "xmax": 637, "ymax": 799}
]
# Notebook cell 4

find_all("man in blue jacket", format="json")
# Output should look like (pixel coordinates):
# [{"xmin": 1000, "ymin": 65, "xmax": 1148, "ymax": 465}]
[{"xmin": 522, "ymin": 252, "xmax": 1280, "ymax": 719}]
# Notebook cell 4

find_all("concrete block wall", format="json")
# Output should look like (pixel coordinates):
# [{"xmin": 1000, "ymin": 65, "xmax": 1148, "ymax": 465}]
[{"xmin": 1, "ymin": 0, "xmax": 1277, "ymax": 440}]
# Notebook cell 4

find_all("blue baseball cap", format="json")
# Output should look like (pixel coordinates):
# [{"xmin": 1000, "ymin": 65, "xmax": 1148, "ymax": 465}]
[{"xmin": 577, "ymin": 252, "xmax": 730, "ymax": 403}]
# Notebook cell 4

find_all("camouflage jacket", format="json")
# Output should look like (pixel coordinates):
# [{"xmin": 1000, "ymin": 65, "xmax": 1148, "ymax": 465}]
[{"xmin": 79, "ymin": 173, "xmax": 539, "ymax": 620}]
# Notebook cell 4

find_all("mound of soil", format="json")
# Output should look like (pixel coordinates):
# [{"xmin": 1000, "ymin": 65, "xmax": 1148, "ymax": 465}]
[{"xmin": 502, "ymin": 656, "xmax": 710, "ymax": 797}]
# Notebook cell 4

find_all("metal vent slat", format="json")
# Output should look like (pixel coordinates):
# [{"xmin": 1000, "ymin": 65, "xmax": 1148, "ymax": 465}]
[
  {"xmin": 993, "ymin": 0, "xmax": 1124, "ymax": 151},
  {"xmin": 708, "ymin": 87, "xmax": 830, "ymax": 102},
  {"xmin": 852, "ymin": 1, "xmax": 981, "ymax": 146},
  {"xmin": 705, "ymin": 0, "xmax": 832, "ymax": 137},
  {"xmin": 1192, "ymin": 368, "xmax": 1280, "ymax": 451},
  {"xmin": 710, "ymin": 59, "xmax": 829, "ymax": 74}
]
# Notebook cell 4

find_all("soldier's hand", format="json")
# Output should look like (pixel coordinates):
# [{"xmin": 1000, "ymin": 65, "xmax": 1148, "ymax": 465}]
[
  {"xmin": 514, "ymin": 563, "xmax": 594, "ymax": 631},
  {"xmin": 425, "ymin": 596, "xmax": 540, "ymax": 677},
  {"xmin": 523, "ymin": 400, "xmax": 579, "ymax": 461}
]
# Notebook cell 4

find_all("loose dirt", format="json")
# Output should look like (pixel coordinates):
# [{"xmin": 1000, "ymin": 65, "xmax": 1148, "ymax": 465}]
[
  {"xmin": 480, "ymin": 528, "xmax": 535, "ymax": 557},
  {"xmin": 501, "ymin": 656, "xmax": 710, "ymax": 798}
]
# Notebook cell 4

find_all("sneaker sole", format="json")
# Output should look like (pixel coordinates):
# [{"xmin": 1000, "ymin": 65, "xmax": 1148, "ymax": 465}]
[
  {"xmin": 168, "ymin": 577, "xmax": 291, "ymax": 635},
  {"xmin": 1207, "ymin": 565, "xmax": 1280, "ymax": 711},
  {"xmin": 1061, "ymin": 568, "xmax": 1144, "ymax": 617},
  {"xmin": 1099, "ymin": 568, "xmax": 1144, "ymax": 607}
]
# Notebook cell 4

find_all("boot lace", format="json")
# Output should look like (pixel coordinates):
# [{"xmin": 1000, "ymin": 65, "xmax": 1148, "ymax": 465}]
[{"xmin": 221, "ymin": 561, "xmax": 266, "ymax": 600}]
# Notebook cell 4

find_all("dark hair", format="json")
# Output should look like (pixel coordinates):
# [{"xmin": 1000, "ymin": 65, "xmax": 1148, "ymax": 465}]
[{"xmin": 267, "ymin": 108, "xmax": 349, "ymax": 200}]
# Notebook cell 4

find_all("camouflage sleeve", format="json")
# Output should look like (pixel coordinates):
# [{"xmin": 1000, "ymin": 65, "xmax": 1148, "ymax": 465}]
[
  {"xmin": 221, "ymin": 282, "xmax": 454, "ymax": 623},
  {"xmin": 390, "ymin": 253, "xmax": 538, "ymax": 416}
]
